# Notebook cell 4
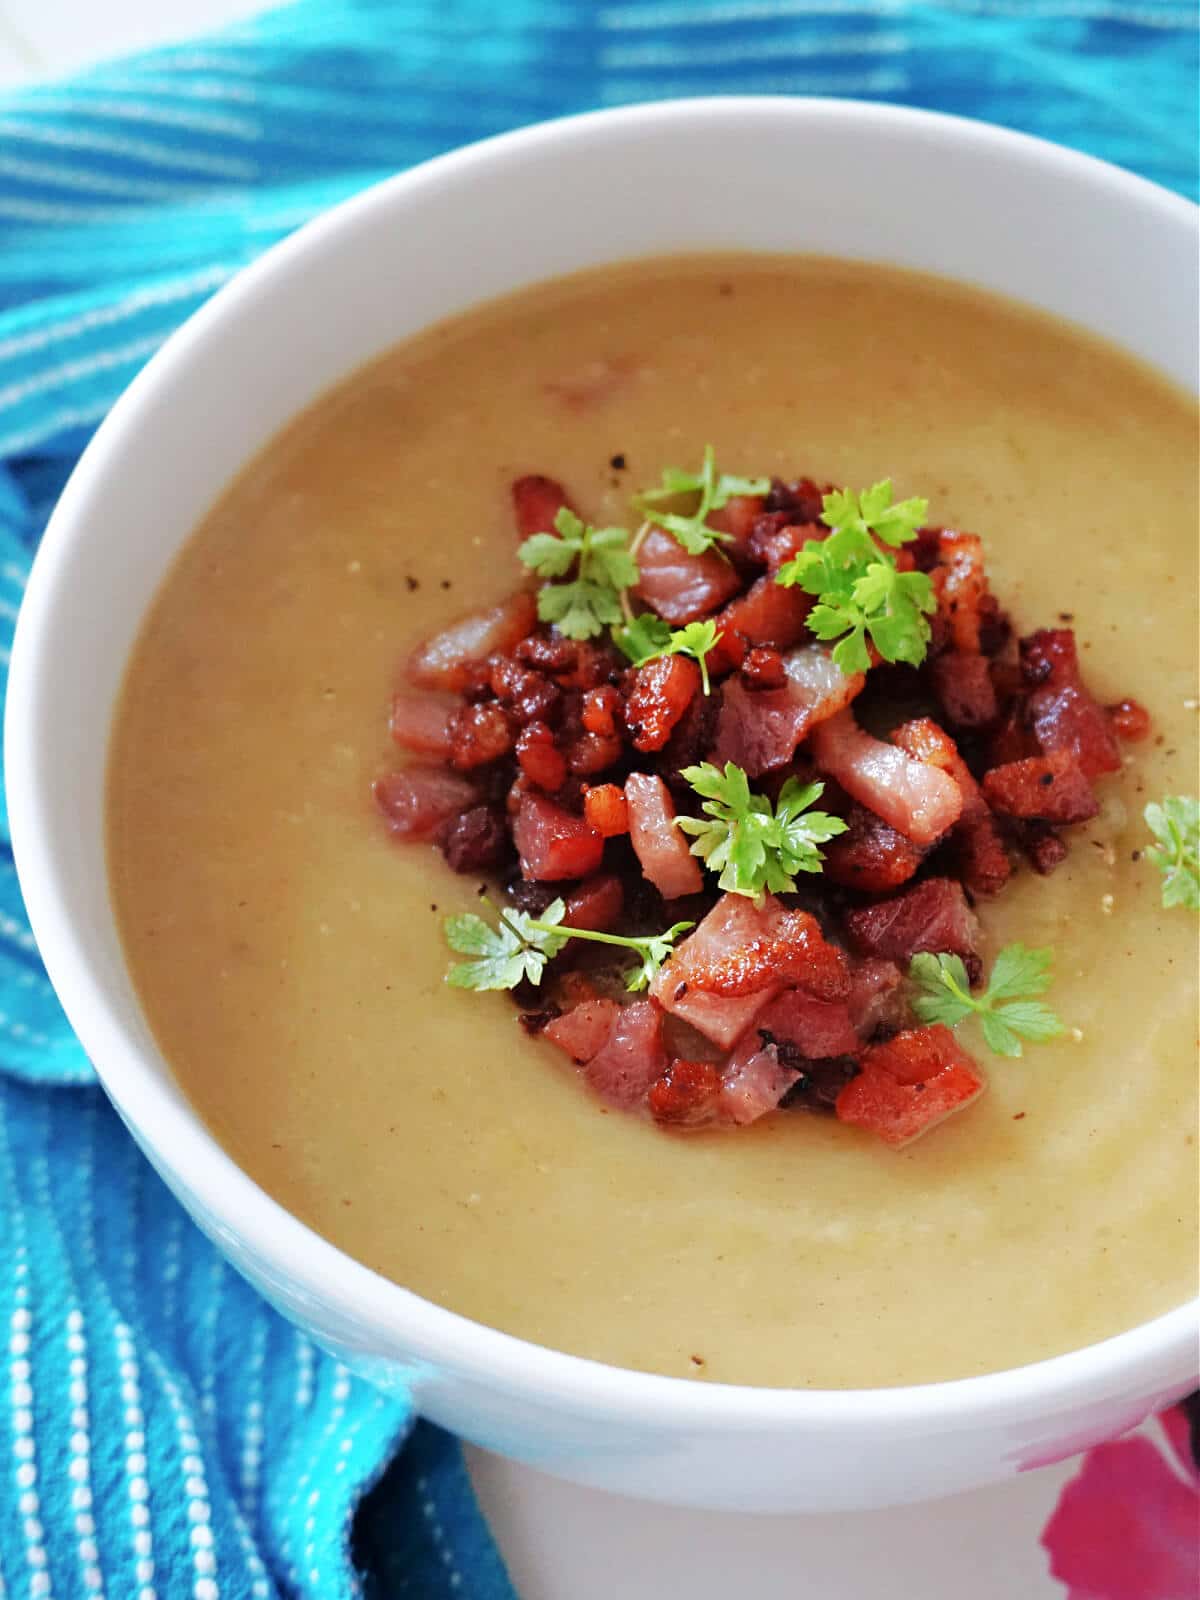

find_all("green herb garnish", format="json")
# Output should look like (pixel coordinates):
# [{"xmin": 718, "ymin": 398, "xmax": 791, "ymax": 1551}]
[
  {"xmin": 775, "ymin": 479, "xmax": 935, "ymax": 675},
  {"xmin": 674, "ymin": 761, "xmax": 847, "ymax": 903},
  {"xmin": 612, "ymin": 616, "xmax": 720, "ymax": 694},
  {"xmin": 518, "ymin": 507, "xmax": 639, "ymax": 641},
  {"xmin": 1144, "ymin": 795, "xmax": 1200, "ymax": 911},
  {"xmin": 445, "ymin": 899, "xmax": 693, "ymax": 994},
  {"xmin": 908, "ymin": 945, "xmax": 1065, "ymax": 1058},
  {"xmin": 634, "ymin": 445, "xmax": 769, "ymax": 556}
]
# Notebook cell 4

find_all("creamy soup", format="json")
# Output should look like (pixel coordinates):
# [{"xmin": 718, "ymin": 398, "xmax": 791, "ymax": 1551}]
[{"xmin": 107, "ymin": 258, "xmax": 1198, "ymax": 1389}]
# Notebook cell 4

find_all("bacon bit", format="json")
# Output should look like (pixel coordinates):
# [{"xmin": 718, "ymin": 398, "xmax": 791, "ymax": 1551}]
[
  {"xmin": 408, "ymin": 592, "xmax": 538, "ymax": 692},
  {"xmin": 748, "ymin": 989, "xmax": 861, "ymax": 1060},
  {"xmin": 891, "ymin": 717, "xmax": 1010, "ymax": 896},
  {"xmin": 843, "ymin": 877, "xmax": 981, "ymax": 974},
  {"xmin": 447, "ymin": 702, "xmax": 514, "ymax": 770},
  {"xmin": 650, "ymin": 895, "xmax": 785, "ymax": 1047},
  {"xmin": 647, "ymin": 1059, "xmax": 723, "ymax": 1127},
  {"xmin": 928, "ymin": 651, "xmax": 998, "ymax": 729},
  {"xmin": 764, "ymin": 476, "xmax": 826, "ymax": 521},
  {"xmin": 438, "ymin": 805, "xmax": 510, "ymax": 873},
  {"xmin": 989, "ymin": 702, "xmax": 1041, "ymax": 767},
  {"xmin": 835, "ymin": 1024, "xmax": 987, "ymax": 1147},
  {"xmin": 488, "ymin": 655, "xmax": 561, "ymax": 725},
  {"xmin": 710, "ymin": 574, "xmax": 813, "ymax": 671},
  {"xmin": 823, "ymin": 805, "xmax": 927, "ymax": 893},
  {"xmin": 514, "ymin": 633, "xmax": 576, "ymax": 674},
  {"xmin": 1021, "ymin": 629, "xmax": 1121, "ymax": 778},
  {"xmin": 624, "ymin": 655, "xmax": 701, "ymax": 753},
  {"xmin": 686, "ymin": 907, "xmax": 850, "ymax": 1003},
  {"xmin": 583, "ymin": 783, "xmax": 630, "ymax": 838},
  {"xmin": 373, "ymin": 768, "xmax": 477, "ymax": 838},
  {"xmin": 747, "ymin": 518, "xmax": 823, "ymax": 576},
  {"xmin": 513, "ymin": 793, "xmax": 605, "ymax": 881},
  {"xmin": 581, "ymin": 684, "xmax": 622, "ymax": 737},
  {"xmin": 706, "ymin": 493, "xmax": 766, "ymax": 549},
  {"xmin": 739, "ymin": 645, "xmax": 788, "ymax": 691},
  {"xmin": 582, "ymin": 999, "xmax": 668, "ymax": 1109},
  {"xmin": 515, "ymin": 721, "xmax": 567, "ymax": 792},
  {"xmin": 1017, "ymin": 822, "xmax": 1070, "ymax": 876},
  {"xmin": 624, "ymin": 772, "xmax": 704, "ymax": 899},
  {"xmin": 633, "ymin": 526, "xmax": 741, "ymax": 624},
  {"xmin": 982, "ymin": 751, "xmax": 1100, "ymax": 824},
  {"xmin": 564, "ymin": 730, "xmax": 625, "ymax": 775},
  {"xmin": 543, "ymin": 998, "xmax": 619, "ymax": 1064},
  {"xmin": 714, "ymin": 644, "xmax": 864, "ymax": 777},
  {"xmin": 1108, "ymin": 698, "xmax": 1152, "ymax": 742},
  {"xmin": 517, "ymin": 1006, "xmax": 561, "ymax": 1037},
  {"xmin": 511, "ymin": 474, "xmax": 571, "ymax": 538},
  {"xmin": 846, "ymin": 959, "xmax": 905, "ymax": 1038},
  {"xmin": 929, "ymin": 531, "xmax": 990, "ymax": 654},
  {"xmin": 564, "ymin": 874, "xmax": 625, "ymax": 933},
  {"xmin": 718, "ymin": 1045, "xmax": 799, "ymax": 1126},
  {"xmin": 553, "ymin": 639, "xmax": 623, "ymax": 691},
  {"xmin": 389, "ymin": 692, "xmax": 455, "ymax": 757},
  {"xmin": 811, "ymin": 708, "xmax": 963, "ymax": 845}
]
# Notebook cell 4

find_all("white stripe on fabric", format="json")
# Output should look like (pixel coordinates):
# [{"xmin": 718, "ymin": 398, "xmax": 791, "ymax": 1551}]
[
  {"xmin": 0, "ymin": 267, "xmax": 233, "ymax": 365},
  {"xmin": 603, "ymin": 27, "xmax": 907, "ymax": 63},
  {"xmin": 0, "ymin": 118, "xmax": 257, "ymax": 181},
  {"xmin": 0, "ymin": 914, "xmax": 38, "ymax": 955},
  {"xmin": 79, "ymin": 74, "xmax": 260, "ymax": 108},
  {"xmin": 936, "ymin": 0, "xmax": 1197, "ymax": 23},
  {"xmin": 140, "ymin": 1346, "xmax": 221, "ymax": 1600},
  {"xmin": 199, "ymin": 1256, "xmax": 225, "ymax": 1421},
  {"xmin": 1, "ymin": 563, "xmax": 29, "ymax": 587},
  {"xmin": 286, "ymin": 1363, "xmax": 352, "ymax": 1592},
  {"xmin": 0, "ymin": 154, "xmax": 209, "ymax": 205},
  {"xmin": 64, "ymin": 1310, "xmax": 106, "ymax": 1599},
  {"xmin": 416, "ymin": 1465, "xmax": 467, "ymax": 1596},
  {"xmin": 600, "ymin": 0, "xmax": 904, "ymax": 29},
  {"xmin": 602, "ymin": 65, "xmax": 909, "ymax": 94},
  {"xmin": 0, "ymin": 333, "xmax": 166, "ymax": 414},
  {"xmin": 16, "ymin": 95, "xmax": 258, "ymax": 141},
  {"xmin": 293, "ymin": 1330, "xmax": 316, "ymax": 1411},
  {"xmin": 113, "ymin": 1324, "xmax": 157, "ymax": 1600},
  {"xmin": 0, "ymin": 405, "xmax": 113, "ymax": 459},
  {"xmin": 238, "ymin": 1319, "xmax": 268, "ymax": 1530}
]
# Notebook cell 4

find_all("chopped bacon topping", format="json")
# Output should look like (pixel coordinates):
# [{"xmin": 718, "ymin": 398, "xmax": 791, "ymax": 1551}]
[
  {"xmin": 683, "ymin": 904, "xmax": 850, "ymax": 1003},
  {"xmin": 515, "ymin": 721, "xmax": 567, "ymax": 792},
  {"xmin": 1108, "ymin": 698, "xmax": 1152, "ymax": 742},
  {"xmin": 823, "ymin": 804, "xmax": 927, "ymax": 893},
  {"xmin": 633, "ymin": 526, "xmax": 741, "ymax": 624},
  {"xmin": 747, "ymin": 989, "xmax": 861, "ymax": 1061},
  {"xmin": 374, "ymin": 768, "xmax": 477, "ymax": 838},
  {"xmin": 846, "ymin": 958, "xmax": 905, "ymax": 1039},
  {"xmin": 582, "ymin": 782, "xmax": 629, "ymax": 837},
  {"xmin": 624, "ymin": 773, "xmax": 704, "ymax": 899},
  {"xmin": 543, "ymin": 998, "xmax": 619, "ymax": 1064},
  {"xmin": 928, "ymin": 651, "xmax": 998, "ymax": 729},
  {"xmin": 710, "ymin": 574, "xmax": 814, "ymax": 671},
  {"xmin": 512, "ymin": 474, "xmax": 571, "ymax": 538},
  {"xmin": 647, "ymin": 1059, "xmax": 723, "ymax": 1127},
  {"xmin": 389, "ymin": 692, "xmax": 455, "ymax": 757},
  {"xmin": 718, "ymin": 1043, "xmax": 799, "ymax": 1126},
  {"xmin": 835, "ymin": 1025, "xmax": 986, "ymax": 1146},
  {"xmin": 581, "ymin": 999, "xmax": 668, "ymax": 1109},
  {"xmin": 564, "ymin": 874, "xmax": 625, "ymax": 933},
  {"xmin": 624, "ymin": 654, "xmax": 701, "ymax": 753},
  {"xmin": 447, "ymin": 702, "xmax": 514, "ymax": 770},
  {"xmin": 811, "ymin": 709, "xmax": 962, "ymax": 845},
  {"xmin": 891, "ymin": 717, "xmax": 1010, "ymax": 896},
  {"xmin": 650, "ymin": 895, "xmax": 785, "ymax": 1047},
  {"xmin": 513, "ymin": 793, "xmax": 604, "ymax": 881},
  {"xmin": 714, "ymin": 644, "xmax": 864, "ymax": 776},
  {"xmin": 982, "ymin": 751, "xmax": 1100, "ymax": 824},
  {"xmin": 1021, "ymin": 628, "xmax": 1121, "ymax": 778},
  {"xmin": 843, "ymin": 877, "xmax": 981, "ymax": 976},
  {"xmin": 408, "ymin": 592, "xmax": 538, "ymax": 692}
]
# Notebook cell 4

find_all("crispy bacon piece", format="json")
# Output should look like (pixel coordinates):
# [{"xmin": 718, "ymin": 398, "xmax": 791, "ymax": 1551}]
[
  {"xmin": 684, "ymin": 905, "xmax": 850, "ymax": 1003},
  {"xmin": 650, "ymin": 895, "xmax": 785, "ymax": 1047},
  {"xmin": 929, "ymin": 531, "xmax": 990, "ymax": 654},
  {"xmin": 747, "ymin": 519, "xmax": 823, "ymax": 576},
  {"xmin": 846, "ymin": 958, "xmax": 905, "ymax": 1038},
  {"xmin": 748, "ymin": 989, "xmax": 861, "ymax": 1061},
  {"xmin": 624, "ymin": 655, "xmax": 701, "ymax": 753},
  {"xmin": 982, "ymin": 751, "xmax": 1099, "ymax": 824},
  {"xmin": 810, "ymin": 709, "xmax": 962, "ymax": 845},
  {"xmin": 438, "ymin": 805, "xmax": 509, "ymax": 872},
  {"xmin": 1021, "ymin": 628, "xmax": 1121, "ymax": 778},
  {"xmin": 713, "ymin": 644, "xmax": 865, "ymax": 777},
  {"xmin": 543, "ymin": 998, "xmax": 619, "ymax": 1064},
  {"xmin": 624, "ymin": 772, "xmax": 704, "ymax": 899},
  {"xmin": 515, "ymin": 721, "xmax": 567, "ymax": 792},
  {"xmin": 511, "ymin": 474, "xmax": 571, "ymax": 538},
  {"xmin": 581, "ymin": 685, "xmax": 622, "ymax": 737},
  {"xmin": 563, "ymin": 730, "xmax": 624, "ymax": 775},
  {"xmin": 513, "ymin": 793, "xmax": 605, "ymax": 881},
  {"xmin": 488, "ymin": 655, "xmax": 561, "ymax": 725},
  {"xmin": 388, "ymin": 692, "xmax": 455, "ymax": 757},
  {"xmin": 1108, "ymin": 698, "xmax": 1152, "ymax": 742},
  {"xmin": 891, "ymin": 717, "xmax": 1010, "ymax": 896},
  {"xmin": 582, "ymin": 783, "xmax": 630, "ymax": 837},
  {"xmin": 447, "ymin": 702, "xmax": 514, "ymax": 770},
  {"xmin": 582, "ymin": 999, "xmax": 668, "ymax": 1109},
  {"xmin": 740, "ymin": 646, "xmax": 788, "ymax": 691},
  {"xmin": 1016, "ymin": 822, "xmax": 1070, "ymax": 876},
  {"xmin": 843, "ymin": 877, "xmax": 981, "ymax": 974},
  {"xmin": 408, "ymin": 592, "xmax": 537, "ymax": 692},
  {"xmin": 718, "ymin": 1043, "xmax": 799, "ymax": 1126},
  {"xmin": 647, "ymin": 1059, "xmax": 723, "ymax": 1127},
  {"xmin": 710, "ymin": 574, "xmax": 813, "ymax": 670},
  {"xmin": 633, "ymin": 526, "xmax": 741, "ymax": 624},
  {"xmin": 835, "ymin": 1025, "xmax": 987, "ymax": 1146},
  {"xmin": 989, "ymin": 702, "xmax": 1041, "ymax": 767},
  {"xmin": 373, "ymin": 768, "xmax": 476, "ymax": 838},
  {"xmin": 564, "ymin": 874, "xmax": 625, "ymax": 933},
  {"xmin": 823, "ymin": 805, "xmax": 927, "ymax": 893},
  {"xmin": 928, "ymin": 651, "xmax": 998, "ymax": 729},
  {"xmin": 706, "ymin": 493, "xmax": 766, "ymax": 549}
]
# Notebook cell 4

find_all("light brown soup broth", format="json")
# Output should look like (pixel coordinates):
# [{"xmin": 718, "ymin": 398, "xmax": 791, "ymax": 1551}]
[{"xmin": 108, "ymin": 258, "xmax": 1199, "ymax": 1388}]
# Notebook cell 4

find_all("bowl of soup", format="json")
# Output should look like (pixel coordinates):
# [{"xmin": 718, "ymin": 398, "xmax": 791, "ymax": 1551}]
[{"xmin": 6, "ymin": 97, "xmax": 1197, "ymax": 1513}]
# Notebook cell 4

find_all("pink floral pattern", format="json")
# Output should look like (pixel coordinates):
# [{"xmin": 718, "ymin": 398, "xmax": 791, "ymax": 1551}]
[{"xmin": 1041, "ymin": 1397, "xmax": 1199, "ymax": 1599}]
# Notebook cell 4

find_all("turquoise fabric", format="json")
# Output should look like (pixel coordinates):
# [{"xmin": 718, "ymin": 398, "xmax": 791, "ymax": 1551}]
[{"xmin": 0, "ymin": 1, "xmax": 1195, "ymax": 1595}]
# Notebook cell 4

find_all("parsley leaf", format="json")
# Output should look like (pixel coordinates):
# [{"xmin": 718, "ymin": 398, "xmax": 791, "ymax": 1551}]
[
  {"xmin": 908, "ymin": 946, "xmax": 1065, "ymax": 1059},
  {"xmin": 675, "ymin": 761, "xmax": 847, "ymax": 902},
  {"xmin": 445, "ymin": 899, "xmax": 693, "ymax": 994},
  {"xmin": 634, "ymin": 444, "xmax": 769, "ymax": 556},
  {"xmin": 1144, "ymin": 795, "xmax": 1200, "ymax": 911},
  {"xmin": 445, "ymin": 901, "xmax": 569, "ymax": 991},
  {"xmin": 612, "ymin": 616, "xmax": 721, "ymax": 694},
  {"xmin": 518, "ymin": 507, "xmax": 639, "ymax": 641},
  {"xmin": 775, "ymin": 479, "xmax": 935, "ymax": 674}
]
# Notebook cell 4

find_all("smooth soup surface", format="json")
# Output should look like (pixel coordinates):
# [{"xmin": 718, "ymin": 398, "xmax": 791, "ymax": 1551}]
[{"xmin": 108, "ymin": 258, "xmax": 1199, "ymax": 1388}]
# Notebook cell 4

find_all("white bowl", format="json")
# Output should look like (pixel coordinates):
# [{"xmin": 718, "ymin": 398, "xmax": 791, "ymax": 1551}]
[{"xmin": 7, "ymin": 98, "xmax": 1198, "ymax": 1514}]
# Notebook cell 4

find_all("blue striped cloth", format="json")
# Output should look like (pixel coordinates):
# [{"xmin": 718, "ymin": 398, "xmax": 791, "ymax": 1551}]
[{"xmin": 0, "ymin": 2, "xmax": 1196, "ymax": 1596}]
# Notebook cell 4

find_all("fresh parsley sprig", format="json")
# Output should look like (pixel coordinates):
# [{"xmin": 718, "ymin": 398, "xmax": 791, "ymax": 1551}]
[
  {"xmin": 612, "ymin": 616, "xmax": 720, "ymax": 694},
  {"xmin": 674, "ymin": 761, "xmax": 848, "ymax": 903},
  {"xmin": 445, "ymin": 898, "xmax": 694, "ymax": 994},
  {"xmin": 634, "ymin": 445, "xmax": 769, "ymax": 556},
  {"xmin": 775, "ymin": 479, "xmax": 935, "ymax": 675},
  {"xmin": 908, "ymin": 945, "xmax": 1065, "ymax": 1059},
  {"xmin": 518, "ymin": 507, "xmax": 639, "ymax": 641},
  {"xmin": 1144, "ymin": 795, "xmax": 1199, "ymax": 911}
]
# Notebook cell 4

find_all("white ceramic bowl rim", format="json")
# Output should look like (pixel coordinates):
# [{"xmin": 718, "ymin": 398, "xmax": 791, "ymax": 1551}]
[{"xmin": 7, "ymin": 96, "xmax": 1197, "ymax": 1437}]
